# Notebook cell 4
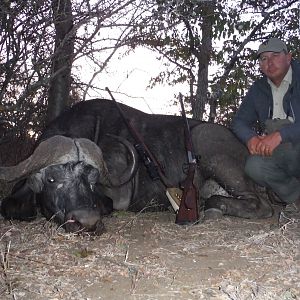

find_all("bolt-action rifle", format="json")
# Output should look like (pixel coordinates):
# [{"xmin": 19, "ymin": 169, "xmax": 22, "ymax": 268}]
[
  {"xmin": 175, "ymin": 93, "xmax": 199, "ymax": 225},
  {"xmin": 105, "ymin": 87, "xmax": 171, "ymax": 188}
]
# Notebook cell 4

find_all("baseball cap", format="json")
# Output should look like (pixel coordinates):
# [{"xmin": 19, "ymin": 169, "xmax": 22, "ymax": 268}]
[{"xmin": 257, "ymin": 38, "xmax": 288, "ymax": 57}]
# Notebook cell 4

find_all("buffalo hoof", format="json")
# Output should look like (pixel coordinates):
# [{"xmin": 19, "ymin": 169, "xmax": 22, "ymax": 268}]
[{"xmin": 204, "ymin": 208, "xmax": 223, "ymax": 220}]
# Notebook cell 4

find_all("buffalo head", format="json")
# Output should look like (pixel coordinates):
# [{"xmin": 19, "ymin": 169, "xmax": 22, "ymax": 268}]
[{"xmin": 0, "ymin": 135, "xmax": 138, "ymax": 234}]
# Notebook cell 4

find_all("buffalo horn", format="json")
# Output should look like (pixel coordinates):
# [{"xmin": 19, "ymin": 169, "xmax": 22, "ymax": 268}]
[
  {"xmin": 0, "ymin": 136, "xmax": 79, "ymax": 182},
  {"xmin": 0, "ymin": 135, "xmax": 138, "ymax": 187},
  {"xmin": 76, "ymin": 134, "xmax": 138, "ymax": 186}
]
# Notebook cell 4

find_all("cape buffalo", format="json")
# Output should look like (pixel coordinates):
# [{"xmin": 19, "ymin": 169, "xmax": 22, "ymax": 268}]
[{"xmin": 0, "ymin": 99, "xmax": 273, "ymax": 234}]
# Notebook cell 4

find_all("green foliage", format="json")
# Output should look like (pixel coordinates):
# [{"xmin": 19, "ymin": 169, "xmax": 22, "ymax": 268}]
[{"xmin": 128, "ymin": 0, "xmax": 300, "ymax": 122}]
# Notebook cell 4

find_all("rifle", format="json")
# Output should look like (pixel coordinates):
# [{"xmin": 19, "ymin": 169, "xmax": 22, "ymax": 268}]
[
  {"xmin": 105, "ymin": 87, "xmax": 171, "ymax": 188},
  {"xmin": 175, "ymin": 93, "xmax": 199, "ymax": 225}
]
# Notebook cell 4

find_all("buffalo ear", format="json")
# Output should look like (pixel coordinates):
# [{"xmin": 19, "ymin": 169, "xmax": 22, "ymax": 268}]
[{"xmin": 27, "ymin": 172, "xmax": 44, "ymax": 193}]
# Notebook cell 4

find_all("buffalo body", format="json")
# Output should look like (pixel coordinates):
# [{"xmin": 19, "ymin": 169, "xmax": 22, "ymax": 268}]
[{"xmin": 0, "ymin": 99, "xmax": 273, "ymax": 233}]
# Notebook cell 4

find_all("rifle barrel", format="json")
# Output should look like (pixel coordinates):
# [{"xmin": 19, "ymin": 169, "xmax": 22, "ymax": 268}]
[{"xmin": 105, "ymin": 87, "xmax": 172, "ymax": 188}]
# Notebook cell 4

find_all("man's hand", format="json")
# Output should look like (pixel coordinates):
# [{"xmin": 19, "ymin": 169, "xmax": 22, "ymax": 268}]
[
  {"xmin": 247, "ymin": 132, "xmax": 282, "ymax": 156},
  {"xmin": 247, "ymin": 136, "xmax": 263, "ymax": 155}
]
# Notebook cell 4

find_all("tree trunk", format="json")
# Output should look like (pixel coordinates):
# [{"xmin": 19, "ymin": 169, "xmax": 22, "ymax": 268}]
[
  {"xmin": 193, "ymin": 62, "xmax": 208, "ymax": 120},
  {"xmin": 192, "ymin": 3, "xmax": 214, "ymax": 121},
  {"xmin": 47, "ymin": 0, "xmax": 74, "ymax": 124}
]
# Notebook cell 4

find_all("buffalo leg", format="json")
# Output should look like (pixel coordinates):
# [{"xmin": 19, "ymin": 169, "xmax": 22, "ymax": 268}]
[
  {"xmin": 192, "ymin": 123, "xmax": 272, "ymax": 218},
  {"xmin": 205, "ymin": 194, "xmax": 273, "ymax": 219},
  {"xmin": 202, "ymin": 154, "xmax": 273, "ymax": 218}
]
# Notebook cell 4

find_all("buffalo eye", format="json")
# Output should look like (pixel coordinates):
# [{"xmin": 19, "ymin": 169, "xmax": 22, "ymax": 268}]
[{"xmin": 47, "ymin": 177, "xmax": 55, "ymax": 183}]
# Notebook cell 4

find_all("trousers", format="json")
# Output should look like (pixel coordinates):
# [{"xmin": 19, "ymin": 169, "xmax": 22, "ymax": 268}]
[{"xmin": 245, "ymin": 143, "xmax": 300, "ymax": 204}]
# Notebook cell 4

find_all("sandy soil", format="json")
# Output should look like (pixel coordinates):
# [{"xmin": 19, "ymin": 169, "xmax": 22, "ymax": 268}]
[{"xmin": 0, "ymin": 208, "xmax": 299, "ymax": 300}]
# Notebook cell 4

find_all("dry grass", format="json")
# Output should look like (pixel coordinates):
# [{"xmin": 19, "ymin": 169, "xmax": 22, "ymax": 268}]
[{"xmin": 0, "ymin": 209, "xmax": 299, "ymax": 300}]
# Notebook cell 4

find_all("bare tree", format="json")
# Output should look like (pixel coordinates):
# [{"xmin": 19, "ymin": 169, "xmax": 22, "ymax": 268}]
[
  {"xmin": 47, "ymin": 0, "xmax": 75, "ymax": 123},
  {"xmin": 0, "ymin": 0, "xmax": 148, "ymax": 138}
]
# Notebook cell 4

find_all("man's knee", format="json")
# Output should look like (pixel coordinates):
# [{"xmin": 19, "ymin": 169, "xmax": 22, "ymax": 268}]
[
  {"xmin": 245, "ymin": 154, "xmax": 288, "ymax": 187},
  {"xmin": 245, "ymin": 155, "xmax": 265, "ymax": 182}
]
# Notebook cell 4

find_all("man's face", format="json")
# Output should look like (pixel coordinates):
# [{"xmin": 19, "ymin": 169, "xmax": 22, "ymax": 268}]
[{"xmin": 258, "ymin": 51, "xmax": 292, "ymax": 86}]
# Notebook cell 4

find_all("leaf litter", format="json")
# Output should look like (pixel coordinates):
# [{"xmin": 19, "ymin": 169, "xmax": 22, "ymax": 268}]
[{"xmin": 0, "ymin": 208, "xmax": 299, "ymax": 300}]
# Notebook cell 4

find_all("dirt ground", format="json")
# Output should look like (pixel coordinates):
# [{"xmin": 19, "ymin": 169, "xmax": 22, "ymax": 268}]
[{"xmin": 0, "ymin": 207, "xmax": 299, "ymax": 300}]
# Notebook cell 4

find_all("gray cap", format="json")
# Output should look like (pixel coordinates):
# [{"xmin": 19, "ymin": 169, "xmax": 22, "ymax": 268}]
[{"xmin": 257, "ymin": 38, "xmax": 287, "ymax": 57}]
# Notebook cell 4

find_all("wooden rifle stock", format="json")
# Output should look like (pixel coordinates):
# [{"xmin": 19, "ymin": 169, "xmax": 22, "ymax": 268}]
[{"xmin": 175, "ymin": 94, "xmax": 199, "ymax": 225}]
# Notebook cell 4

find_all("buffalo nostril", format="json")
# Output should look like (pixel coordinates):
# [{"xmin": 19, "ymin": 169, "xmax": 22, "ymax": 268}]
[{"xmin": 65, "ymin": 209, "xmax": 102, "ymax": 233}]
